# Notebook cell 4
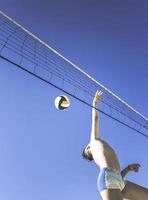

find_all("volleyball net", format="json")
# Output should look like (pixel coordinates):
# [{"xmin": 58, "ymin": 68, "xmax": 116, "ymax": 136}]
[{"xmin": 0, "ymin": 11, "xmax": 147, "ymax": 137}]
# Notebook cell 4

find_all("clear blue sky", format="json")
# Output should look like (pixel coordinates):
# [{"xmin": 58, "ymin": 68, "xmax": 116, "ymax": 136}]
[{"xmin": 0, "ymin": 1, "xmax": 148, "ymax": 200}]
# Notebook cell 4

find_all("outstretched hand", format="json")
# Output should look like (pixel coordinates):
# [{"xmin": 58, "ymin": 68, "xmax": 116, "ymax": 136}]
[
  {"xmin": 121, "ymin": 163, "xmax": 141, "ymax": 178},
  {"xmin": 93, "ymin": 91, "xmax": 103, "ymax": 107},
  {"xmin": 128, "ymin": 163, "xmax": 141, "ymax": 172}
]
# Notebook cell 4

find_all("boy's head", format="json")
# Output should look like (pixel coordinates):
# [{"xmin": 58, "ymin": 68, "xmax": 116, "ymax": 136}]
[{"xmin": 82, "ymin": 144, "xmax": 94, "ymax": 161}]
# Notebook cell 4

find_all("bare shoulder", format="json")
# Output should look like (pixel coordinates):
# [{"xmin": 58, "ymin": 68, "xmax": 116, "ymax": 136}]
[
  {"xmin": 90, "ymin": 138, "xmax": 104, "ymax": 144},
  {"xmin": 90, "ymin": 138, "xmax": 110, "ymax": 149},
  {"xmin": 90, "ymin": 138, "xmax": 104, "ymax": 147}
]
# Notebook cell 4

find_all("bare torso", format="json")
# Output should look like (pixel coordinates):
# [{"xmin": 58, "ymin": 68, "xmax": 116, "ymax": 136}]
[{"xmin": 90, "ymin": 139, "xmax": 121, "ymax": 171}]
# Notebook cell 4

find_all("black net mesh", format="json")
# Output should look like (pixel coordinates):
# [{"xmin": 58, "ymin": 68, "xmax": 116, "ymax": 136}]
[{"xmin": 0, "ymin": 11, "xmax": 147, "ymax": 137}]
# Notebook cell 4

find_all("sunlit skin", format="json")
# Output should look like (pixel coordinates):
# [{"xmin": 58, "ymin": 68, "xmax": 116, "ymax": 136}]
[{"xmin": 83, "ymin": 91, "xmax": 148, "ymax": 200}]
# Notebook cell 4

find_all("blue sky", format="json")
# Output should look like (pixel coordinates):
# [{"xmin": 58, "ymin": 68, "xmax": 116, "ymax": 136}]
[{"xmin": 0, "ymin": 1, "xmax": 148, "ymax": 200}]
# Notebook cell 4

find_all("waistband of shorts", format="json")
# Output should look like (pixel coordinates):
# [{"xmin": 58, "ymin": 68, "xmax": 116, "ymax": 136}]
[{"xmin": 100, "ymin": 167, "xmax": 120, "ymax": 174}]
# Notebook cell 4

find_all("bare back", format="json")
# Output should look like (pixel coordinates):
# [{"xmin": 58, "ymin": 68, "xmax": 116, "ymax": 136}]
[{"xmin": 90, "ymin": 139, "xmax": 121, "ymax": 171}]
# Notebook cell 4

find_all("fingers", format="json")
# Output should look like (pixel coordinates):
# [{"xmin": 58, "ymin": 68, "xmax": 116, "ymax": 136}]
[
  {"xmin": 128, "ymin": 163, "xmax": 141, "ymax": 172},
  {"xmin": 132, "ymin": 163, "xmax": 141, "ymax": 168},
  {"xmin": 95, "ymin": 90, "xmax": 103, "ymax": 97}
]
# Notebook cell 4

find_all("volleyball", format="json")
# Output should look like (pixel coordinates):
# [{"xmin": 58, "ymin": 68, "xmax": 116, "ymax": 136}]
[{"xmin": 54, "ymin": 95, "xmax": 70, "ymax": 110}]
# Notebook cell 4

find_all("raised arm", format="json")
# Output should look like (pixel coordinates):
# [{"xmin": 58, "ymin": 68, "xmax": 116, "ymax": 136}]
[
  {"xmin": 90, "ymin": 91, "xmax": 102, "ymax": 141},
  {"xmin": 121, "ymin": 163, "xmax": 141, "ymax": 178}
]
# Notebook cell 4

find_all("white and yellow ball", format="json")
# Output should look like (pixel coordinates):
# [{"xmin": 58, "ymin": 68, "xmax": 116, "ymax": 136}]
[{"xmin": 54, "ymin": 95, "xmax": 70, "ymax": 110}]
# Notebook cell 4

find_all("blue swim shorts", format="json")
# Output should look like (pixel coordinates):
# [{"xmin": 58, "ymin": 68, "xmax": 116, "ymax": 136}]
[{"xmin": 97, "ymin": 168, "xmax": 125, "ymax": 192}]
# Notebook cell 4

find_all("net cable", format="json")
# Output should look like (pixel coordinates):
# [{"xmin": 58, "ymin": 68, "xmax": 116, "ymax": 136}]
[{"xmin": 0, "ymin": 11, "xmax": 147, "ymax": 138}]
